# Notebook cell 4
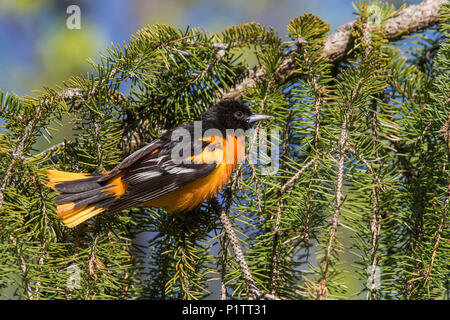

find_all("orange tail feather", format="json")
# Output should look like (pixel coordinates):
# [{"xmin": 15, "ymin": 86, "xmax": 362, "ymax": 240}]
[{"xmin": 47, "ymin": 170, "xmax": 115, "ymax": 228}]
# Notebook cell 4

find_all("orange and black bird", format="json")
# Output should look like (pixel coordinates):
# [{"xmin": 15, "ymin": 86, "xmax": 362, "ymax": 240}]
[{"xmin": 47, "ymin": 99, "xmax": 271, "ymax": 228}]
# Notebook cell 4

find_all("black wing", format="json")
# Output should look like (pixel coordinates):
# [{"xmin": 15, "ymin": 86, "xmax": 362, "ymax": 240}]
[
  {"xmin": 106, "ymin": 134, "xmax": 219, "ymax": 211},
  {"xmin": 97, "ymin": 138, "xmax": 163, "ymax": 182}
]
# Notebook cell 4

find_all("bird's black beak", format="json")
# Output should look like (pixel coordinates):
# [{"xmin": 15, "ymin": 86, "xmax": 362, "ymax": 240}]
[{"xmin": 247, "ymin": 113, "xmax": 272, "ymax": 123}]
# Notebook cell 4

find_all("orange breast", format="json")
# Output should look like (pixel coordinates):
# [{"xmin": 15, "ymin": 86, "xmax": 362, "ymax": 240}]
[
  {"xmin": 145, "ymin": 162, "xmax": 235, "ymax": 212},
  {"xmin": 144, "ymin": 134, "xmax": 244, "ymax": 212}
]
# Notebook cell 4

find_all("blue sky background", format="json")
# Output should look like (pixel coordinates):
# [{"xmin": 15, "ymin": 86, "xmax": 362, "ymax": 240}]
[{"xmin": 0, "ymin": 0, "xmax": 422, "ymax": 96}]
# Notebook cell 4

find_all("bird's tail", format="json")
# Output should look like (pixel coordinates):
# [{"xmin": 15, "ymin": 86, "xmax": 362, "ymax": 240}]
[{"xmin": 47, "ymin": 170, "xmax": 127, "ymax": 228}]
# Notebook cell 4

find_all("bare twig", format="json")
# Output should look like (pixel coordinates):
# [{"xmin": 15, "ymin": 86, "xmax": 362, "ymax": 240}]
[
  {"xmin": 28, "ymin": 141, "xmax": 73, "ymax": 162},
  {"xmin": 345, "ymin": 146, "xmax": 386, "ymax": 191},
  {"xmin": 317, "ymin": 71, "xmax": 363, "ymax": 298},
  {"xmin": 32, "ymin": 172, "xmax": 52, "ymax": 299},
  {"xmin": 220, "ymin": 232, "xmax": 228, "ymax": 300},
  {"xmin": 278, "ymin": 150, "xmax": 334, "ymax": 195},
  {"xmin": 88, "ymin": 234, "xmax": 105, "ymax": 284},
  {"xmin": 318, "ymin": 118, "xmax": 348, "ymax": 300},
  {"xmin": 210, "ymin": 197, "xmax": 279, "ymax": 300},
  {"xmin": 367, "ymin": 97, "xmax": 382, "ymax": 300}
]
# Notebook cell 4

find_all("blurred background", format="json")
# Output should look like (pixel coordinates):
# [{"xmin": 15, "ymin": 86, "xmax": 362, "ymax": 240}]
[
  {"xmin": 0, "ymin": 0, "xmax": 424, "ymax": 299},
  {"xmin": 0, "ymin": 0, "xmax": 422, "ymax": 96}
]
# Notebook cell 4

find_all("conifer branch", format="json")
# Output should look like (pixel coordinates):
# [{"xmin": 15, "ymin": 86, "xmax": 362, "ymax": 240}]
[
  {"xmin": 220, "ymin": 233, "xmax": 228, "ymax": 300},
  {"xmin": 210, "ymin": 197, "xmax": 279, "ymax": 300},
  {"xmin": 9, "ymin": 235, "xmax": 33, "ymax": 300},
  {"xmin": 368, "ymin": 98, "xmax": 382, "ymax": 299},
  {"xmin": 269, "ymin": 115, "xmax": 292, "ymax": 295},
  {"xmin": 423, "ymin": 183, "xmax": 449, "ymax": 284},
  {"xmin": 278, "ymin": 150, "xmax": 333, "ymax": 195},
  {"xmin": 1, "ymin": 0, "xmax": 447, "ymax": 301},
  {"xmin": 223, "ymin": 0, "xmax": 446, "ymax": 100},
  {"xmin": 26, "ymin": 140, "xmax": 74, "ymax": 163},
  {"xmin": 0, "ymin": 106, "xmax": 41, "ymax": 210},
  {"xmin": 345, "ymin": 146, "xmax": 386, "ymax": 191},
  {"xmin": 318, "ymin": 117, "xmax": 348, "ymax": 300}
]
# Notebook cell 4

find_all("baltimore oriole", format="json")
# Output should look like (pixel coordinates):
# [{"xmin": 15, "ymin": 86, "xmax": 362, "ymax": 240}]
[{"xmin": 47, "ymin": 99, "xmax": 271, "ymax": 228}]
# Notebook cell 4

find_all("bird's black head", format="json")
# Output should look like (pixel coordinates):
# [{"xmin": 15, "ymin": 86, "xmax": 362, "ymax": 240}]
[{"xmin": 202, "ymin": 99, "xmax": 271, "ymax": 132}]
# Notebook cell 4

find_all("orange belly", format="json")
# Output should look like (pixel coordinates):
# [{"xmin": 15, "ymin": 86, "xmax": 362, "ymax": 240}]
[
  {"xmin": 144, "ymin": 134, "xmax": 244, "ymax": 212},
  {"xmin": 144, "ymin": 162, "xmax": 235, "ymax": 212}
]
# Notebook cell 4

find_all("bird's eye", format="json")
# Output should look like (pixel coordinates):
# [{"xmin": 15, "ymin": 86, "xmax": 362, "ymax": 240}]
[{"xmin": 234, "ymin": 111, "xmax": 244, "ymax": 119}]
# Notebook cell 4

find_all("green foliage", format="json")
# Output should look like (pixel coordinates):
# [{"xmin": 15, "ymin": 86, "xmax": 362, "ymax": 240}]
[{"xmin": 0, "ymin": 1, "xmax": 448, "ymax": 300}]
